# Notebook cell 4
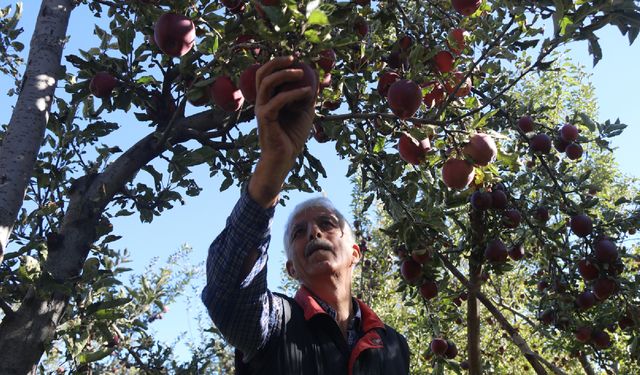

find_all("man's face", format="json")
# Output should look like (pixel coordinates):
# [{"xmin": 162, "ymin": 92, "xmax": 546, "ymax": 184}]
[{"xmin": 285, "ymin": 206, "xmax": 360, "ymax": 283}]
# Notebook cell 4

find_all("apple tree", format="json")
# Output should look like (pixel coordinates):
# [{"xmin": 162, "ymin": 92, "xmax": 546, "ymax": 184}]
[
  {"xmin": 348, "ymin": 54, "xmax": 640, "ymax": 374},
  {"xmin": 1, "ymin": 0, "xmax": 639, "ymax": 373}
]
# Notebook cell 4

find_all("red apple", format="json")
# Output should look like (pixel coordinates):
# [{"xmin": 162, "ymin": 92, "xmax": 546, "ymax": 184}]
[
  {"xmin": 422, "ymin": 81, "xmax": 447, "ymax": 108},
  {"xmin": 386, "ymin": 50, "xmax": 408, "ymax": 70},
  {"xmin": 518, "ymin": 115, "xmax": 535, "ymax": 133},
  {"xmin": 490, "ymin": 190, "xmax": 508, "ymax": 209},
  {"xmin": 239, "ymin": 63, "xmax": 261, "ymax": 104},
  {"xmin": 503, "ymin": 209, "xmax": 522, "ymax": 228},
  {"xmin": 451, "ymin": 0, "xmax": 481, "ymax": 16},
  {"xmin": 444, "ymin": 71, "xmax": 472, "ymax": 97},
  {"xmin": 554, "ymin": 137, "xmax": 570, "ymax": 153},
  {"xmin": 594, "ymin": 239, "xmax": 618, "ymax": 263},
  {"xmin": 154, "ymin": 13, "xmax": 196, "ymax": 57},
  {"xmin": 261, "ymin": 0, "xmax": 279, "ymax": 5},
  {"xmin": 354, "ymin": 0, "xmax": 370, "ymax": 5},
  {"xmin": 90, "ymin": 71, "xmax": 118, "ymax": 98},
  {"xmin": 442, "ymin": 158, "xmax": 475, "ymax": 189},
  {"xmin": 447, "ymin": 28, "xmax": 469, "ymax": 55},
  {"xmin": 559, "ymin": 123, "xmax": 579, "ymax": 142},
  {"xmin": 529, "ymin": 133, "xmax": 552, "ymax": 153},
  {"xmin": 354, "ymin": 16, "xmax": 368, "ymax": 37},
  {"xmin": 470, "ymin": 191, "xmax": 493, "ymax": 210},
  {"xmin": 508, "ymin": 244, "xmax": 525, "ymax": 261},
  {"xmin": 574, "ymin": 327, "xmax": 592, "ymax": 343},
  {"xmin": 577, "ymin": 259, "xmax": 599, "ymax": 281},
  {"xmin": 565, "ymin": 143, "xmax": 583, "ymax": 160},
  {"xmin": 570, "ymin": 214, "xmax": 593, "ymax": 237},
  {"xmin": 444, "ymin": 340, "xmax": 458, "ymax": 359},
  {"xmin": 323, "ymin": 99, "xmax": 341, "ymax": 110},
  {"xmin": 484, "ymin": 239, "xmax": 508, "ymax": 263},
  {"xmin": 463, "ymin": 133, "xmax": 497, "ymax": 166},
  {"xmin": 591, "ymin": 330, "xmax": 611, "ymax": 349},
  {"xmin": 420, "ymin": 280, "xmax": 438, "ymax": 300},
  {"xmin": 400, "ymin": 259, "xmax": 422, "ymax": 284},
  {"xmin": 313, "ymin": 123, "xmax": 329, "ymax": 143},
  {"xmin": 210, "ymin": 76, "xmax": 244, "ymax": 112},
  {"xmin": 317, "ymin": 49, "xmax": 336, "ymax": 72},
  {"xmin": 434, "ymin": 50, "xmax": 454, "ymax": 73},
  {"xmin": 592, "ymin": 278, "xmax": 616, "ymax": 300},
  {"xmin": 576, "ymin": 290, "xmax": 596, "ymax": 310},
  {"xmin": 539, "ymin": 309, "xmax": 555, "ymax": 325},
  {"xmin": 377, "ymin": 71, "xmax": 400, "ymax": 96},
  {"xmin": 398, "ymin": 35, "xmax": 413, "ymax": 51},
  {"xmin": 533, "ymin": 206, "xmax": 550, "ymax": 222},
  {"xmin": 398, "ymin": 132, "xmax": 431, "ymax": 165},
  {"xmin": 430, "ymin": 338, "xmax": 449, "ymax": 356},
  {"xmin": 619, "ymin": 314, "xmax": 635, "ymax": 330},
  {"xmin": 387, "ymin": 79, "xmax": 422, "ymax": 119}
]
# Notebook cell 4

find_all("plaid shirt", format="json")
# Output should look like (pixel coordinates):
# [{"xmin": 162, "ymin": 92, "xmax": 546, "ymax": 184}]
[{"xmin": 201, "ymin": 188, "xmax": 362, "ymax": 360}]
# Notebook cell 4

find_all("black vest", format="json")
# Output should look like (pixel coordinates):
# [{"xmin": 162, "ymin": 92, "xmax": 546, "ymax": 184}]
[{"xmin": 236, "ymin": 293, "xmax": 410, "ymax": 375}]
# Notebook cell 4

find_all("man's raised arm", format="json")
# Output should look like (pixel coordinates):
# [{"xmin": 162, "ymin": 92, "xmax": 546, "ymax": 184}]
[{"xmin": 201, "ymin": 56, "xmax": 317, "ymax": 358}]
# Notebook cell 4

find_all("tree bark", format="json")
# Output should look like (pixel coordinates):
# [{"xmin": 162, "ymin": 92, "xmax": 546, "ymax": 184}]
[
  {"xmin": 0, "ymin": 0, "xmax": 75, "ymax": 262},
  {"xmin": 578, "ymin": 353, "xmax": 596, "ymax": 375},
  {"xmin": 0, "ymin": 108, "xmax": 249, "ymax": 373},
  {"xmin": 467, "ymin": 210, "xmax": 484, "ymax": 375},
  {"xmin": 436, "ymin": 252, "xmax": 549, "ymax": 375}
]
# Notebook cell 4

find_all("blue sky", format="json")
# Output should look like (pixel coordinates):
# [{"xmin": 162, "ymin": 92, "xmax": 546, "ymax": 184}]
[{"xmin": 1, "ymin": 0, "xmax": 639, "ymax": 362}]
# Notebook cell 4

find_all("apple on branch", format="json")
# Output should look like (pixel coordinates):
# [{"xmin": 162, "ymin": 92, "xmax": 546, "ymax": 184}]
[
  {"xmin": 210, "ymin": 76, "xmax": 244, "ymax": 112},
  {"xmin": 398, "ymin": 132, "xmax": 431, "ymax": 165},
  {"xmin": 387, "ymin": 79, "xmax": 422, "ymax": 119},
  {"xmin": 442, "ymin": 158, "xmax": 475, "ymax": 190},
  {"xmin": 90, "ymin": 71, "xmax": 118, "ymax": 98},
  {"xmin": 154, "ymin": 13, "xmax": 196, "ymax": 58}
]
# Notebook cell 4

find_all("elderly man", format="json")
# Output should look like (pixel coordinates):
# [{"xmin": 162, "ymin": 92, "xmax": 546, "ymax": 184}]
[{"xmin": 201, "ymin": 56, "xmax": 410, "ymax": 374}]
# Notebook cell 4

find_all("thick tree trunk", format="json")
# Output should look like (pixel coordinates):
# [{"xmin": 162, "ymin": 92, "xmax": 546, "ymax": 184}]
[
  {"xmin": 467, "ymin": 210, "xmax": 484, "ymax": 375},
  {"xmin": 0, "ymin": 107, "xmax": 247, "ymax": 373},
  {"xmin": 0, "ymin": 0, "xmax": 74, "ymax": 262},
  {"xmin": 0, "ymin": 173, "xmax": 101, "ymax": 374}
]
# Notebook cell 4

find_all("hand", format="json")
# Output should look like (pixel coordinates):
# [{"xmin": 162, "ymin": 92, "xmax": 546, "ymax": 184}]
[{"xmin": 249, "ymin": 56, "xmax": 317, "ymax": 208}]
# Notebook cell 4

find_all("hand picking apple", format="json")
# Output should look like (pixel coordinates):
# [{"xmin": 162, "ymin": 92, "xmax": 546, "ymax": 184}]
[{"xmin": 249, "ymin": 56, "xmax": 318, "ymax": 208}]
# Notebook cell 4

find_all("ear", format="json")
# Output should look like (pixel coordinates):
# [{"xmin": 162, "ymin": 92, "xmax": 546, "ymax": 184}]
[
  {"xmin": 350, "ymin": 243, "xmax": 361, "ymax": 267},
  {"xmin": 286, "ymin": 260, "xmax": 297, "ymax": 279}
]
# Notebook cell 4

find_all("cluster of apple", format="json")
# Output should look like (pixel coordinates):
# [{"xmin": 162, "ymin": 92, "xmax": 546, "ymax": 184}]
[
  {"xmin": 519, "ymin": 116, "xmax": 583, "ymax": 160},
  {"xmin": 395, "ymin": 244, "xmax": 443, "ymax": 301},
  {"xmin": 534, "ymin": 211, "xmax": 634, "ymax": 349},
  {"xmin": 426, "ymin": 337, "xmax": 458, "ymax": 361}
]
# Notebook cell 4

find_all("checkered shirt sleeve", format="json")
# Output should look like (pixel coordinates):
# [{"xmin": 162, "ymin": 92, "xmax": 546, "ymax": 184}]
[{"xmin": 201, "ymin": 187, "xmax": 284, "ymax": 360}]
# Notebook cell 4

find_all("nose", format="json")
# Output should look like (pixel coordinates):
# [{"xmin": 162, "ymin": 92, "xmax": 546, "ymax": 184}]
[{"xmin": 308, "ymin": 222, "xmax": 322, "ymax": 240}]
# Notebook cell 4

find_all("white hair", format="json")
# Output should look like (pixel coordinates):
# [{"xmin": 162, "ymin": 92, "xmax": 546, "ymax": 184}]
[{"xmin": 283, "ymin": 197, "xmax": 354, "ymax": 261}]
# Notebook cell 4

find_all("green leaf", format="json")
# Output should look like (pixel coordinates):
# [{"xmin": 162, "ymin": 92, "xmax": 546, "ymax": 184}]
[
  {"xmin": 78, "ymin": 347, "xmax": 115, "ymax": 365},
  {"xmin": 85, "ymin": 297, "xmax": 132, "ymax": 316},
  {"xmin": 304, "ymin": 29, "xmax": 321, "ymax": 43},
  {"xmin": 307, "ymin": 9, "xmax": 329, "ymax": 26}
]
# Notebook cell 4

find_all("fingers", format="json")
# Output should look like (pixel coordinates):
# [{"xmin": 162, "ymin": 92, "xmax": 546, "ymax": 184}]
[
  {"xmin": 256, "ymin": 68, "xmax": 306, "ymax": 106},
  {"xmin": 260, "ymin": 86, "xmax": 313, "ymax": 117},
  {"xmin": 255, "ymin": 56, "xmax": 295, "ymax": 103}
]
